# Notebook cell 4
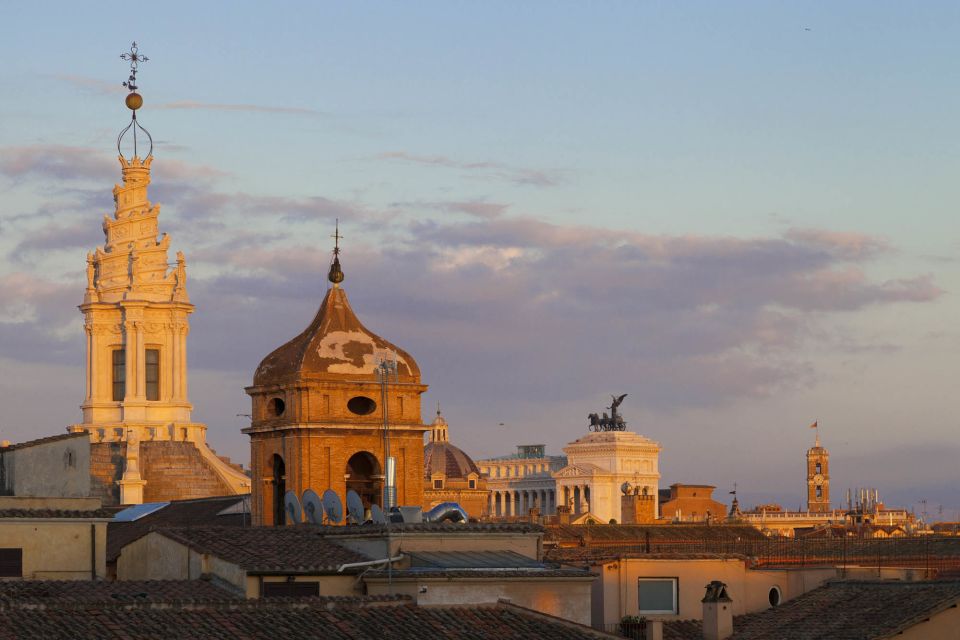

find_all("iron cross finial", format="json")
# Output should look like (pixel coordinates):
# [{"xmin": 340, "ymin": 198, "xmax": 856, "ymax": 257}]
[
  {"xmin": 331, "ymin": 219, "xmax": 343, "ymax": 255},
  {"xmin": 120, "ymin": 42, "xmax": 148, "ymax": 92}
]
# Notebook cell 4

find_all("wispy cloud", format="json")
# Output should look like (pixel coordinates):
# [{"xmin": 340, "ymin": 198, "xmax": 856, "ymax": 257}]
[
  {"xmin": 391, "ymin": 200, "xmax": 509, "ymax": 219},
  {"xmin": 56, "ymin": 74, "xmax": 126, "ymax": 96},
  {"xmin": 377, "ymin": 151, "xmax": 563, "ymax": 187},
  {"xmin": 154, "ymin": 101, "xmax": 326, "ymax": 117}
]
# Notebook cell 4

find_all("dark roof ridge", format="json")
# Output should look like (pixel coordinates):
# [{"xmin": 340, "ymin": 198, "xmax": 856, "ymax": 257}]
[{"xmin": 0, "ymin": 431, "xmax": 87, "ymax": 451}]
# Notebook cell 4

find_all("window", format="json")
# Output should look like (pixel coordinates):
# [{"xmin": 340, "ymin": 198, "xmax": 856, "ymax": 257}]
[
  {"xmin": 0, "ymin": 549, "xmax": 23, "ymax": 578},
  {"xmin": 433, "ymin": 478, "xmax": 443, "ymax": 489},
  {"xmin": 347, "ymin": 396, "xmax": 377, "ymax": 415},
  {"xmin": 769, "ymin": 586, "xmax": 781, "ymax": 607},
  {"xmin": 469, "ymin": 479, "xmax": 476, "ymax": 489},
  {"xmin": 637, "ymin": 578, "xmax": 678, "ymax": 615},
  {"xmin": 112, "ymin": 349, "xmax": 125, "ymax": 401},
  {"xmin": 269, "ymin": 397, "xmax": 286, "ymax": 416},
  {"xmin": 145, "ymin": 349, "xmax": 160, "ymax": 401},
  {"xmin": 816, "ymin": 462, "xmax": 822, "ymax": 474},
  {"xmin": 262, "ymin": 581, "xmax": 319, "ymax": 598},
  {"xmin": 816, "ymin": 486, "xmax": 822, "ymax": 499}
]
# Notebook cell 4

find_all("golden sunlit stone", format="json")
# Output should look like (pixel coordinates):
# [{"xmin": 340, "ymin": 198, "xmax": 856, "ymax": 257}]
[{"xmin": 125, "ymin": 92, "xmax": 143, "ymax": 110}]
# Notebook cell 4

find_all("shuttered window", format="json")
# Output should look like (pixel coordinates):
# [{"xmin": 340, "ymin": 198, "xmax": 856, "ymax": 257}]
[
  {"xmin": 0, "ymin": 549, "xmax": 23, "ymax": 578},
  {"xmin": 145, "ymin": 349, "xmax": 160, "ymax": 401},
  {"xmin": 112, "ymin": 349, "xmax": 126, "ymax": 401}
]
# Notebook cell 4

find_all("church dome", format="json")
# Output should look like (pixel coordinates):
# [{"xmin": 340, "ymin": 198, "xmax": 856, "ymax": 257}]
[
  {"xmin": 253, "ymin": 285, "xmax": 420, "ymax": 386},
  {"xmin": 423, "ymin": 409, "xmax": 480, "ymax": 480},
  {"xmin": 424, "ymin": 441, "xmax": 481, "ymax": 480}
]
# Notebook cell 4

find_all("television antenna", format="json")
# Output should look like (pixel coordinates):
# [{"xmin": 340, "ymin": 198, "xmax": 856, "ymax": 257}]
[
  {"xmin": 376, "ymin": 350, "xmax": 399, "ymax": 509},
  {"xmin": 302, "ymin": 489, "xmax": 324, "ymax": 525},
  {"xmin": 284, "ymin": 490, "xmax": 302, "ymax": 525},
  {"xmin": 322, "ymin": 489, "xmax": 343, "ymax": 524},
  {"xmin": 346, "ymin": 490, "xmax": 365, "ymax": 525}
]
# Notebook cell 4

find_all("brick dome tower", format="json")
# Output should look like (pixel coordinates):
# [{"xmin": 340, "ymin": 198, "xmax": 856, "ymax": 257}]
[{"xmin": 244, "ymin": 235, "xmax": 428, "ymax": 525}]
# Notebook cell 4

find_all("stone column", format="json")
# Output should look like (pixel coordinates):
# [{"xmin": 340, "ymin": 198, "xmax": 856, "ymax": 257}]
[
  {"xmin": 84, "ymin": 324, "xmax": 93, "ymax": 402},
  {"xmin": 135, "ymin": 321, "xmax": 146, "ymax": 399},
  {"xmin": 123, "ymin": 321, "xmax": 135, "ymax": 402},
  {"xmin": 171, "ymin": 322, "xmax": 181, "ymax": 401},
  {"xmin": 179, "ymin": 324, "xmax": 189, "ymax": 400}
]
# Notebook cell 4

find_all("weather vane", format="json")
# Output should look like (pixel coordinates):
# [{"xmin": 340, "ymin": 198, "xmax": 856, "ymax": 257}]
[
  {"xmin": 120, "ymin": 41, "xmax": 149, "ymax": 93},
  {"xmin": 116, "ymin": 41, "xmax": 153, "ymax": 159}
]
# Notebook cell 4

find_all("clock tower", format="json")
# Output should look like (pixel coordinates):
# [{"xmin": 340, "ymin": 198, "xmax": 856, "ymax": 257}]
[{"xmin": 806, "ymin": 431, "xmax": 830, "ymax": 513}]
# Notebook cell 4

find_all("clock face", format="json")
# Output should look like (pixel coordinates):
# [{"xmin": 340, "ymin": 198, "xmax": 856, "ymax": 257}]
[{"xmin": 813, "ymin": 474, "xmax": 825, "ymax": 486}]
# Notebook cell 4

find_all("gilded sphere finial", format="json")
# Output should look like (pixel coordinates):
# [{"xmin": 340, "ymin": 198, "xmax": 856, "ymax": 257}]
[
  {"xmin": 328, "ymin": 255, "xmax": 344, "ymax": 285},
  {"xmin": 125, "ymin": 92, "xmax": 144, "ymax": 111}
]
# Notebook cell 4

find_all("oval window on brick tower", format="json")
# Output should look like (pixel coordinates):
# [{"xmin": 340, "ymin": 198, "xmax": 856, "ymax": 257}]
[
  {"xmin": 269, "ymin": 397, "xmax": 285, "ymax": 416},
  {"xmin": 347, "ymin": 396, "xmax": 377, "ymax": 416}
]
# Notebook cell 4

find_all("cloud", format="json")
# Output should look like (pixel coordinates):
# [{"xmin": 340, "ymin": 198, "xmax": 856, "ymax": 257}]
[
  {"xmin": 377, "ymin": 151, "xmax": 563, "ymax": 187},
  {"xmin": 154, "ymin": 101, "xmax": 326, "ymax": 117},
  {"xmin": 391, "ymin": 200, "xmax": 509, "ymax": 219},
  {"xmin": 56, "ymin": 74, "xmax": 126, "ymax": 96}
]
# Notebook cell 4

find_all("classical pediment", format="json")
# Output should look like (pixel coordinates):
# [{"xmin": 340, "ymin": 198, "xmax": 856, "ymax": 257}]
[{"xmin": 553, "ymin": 462, "xmax": 603, "ymax": 478}]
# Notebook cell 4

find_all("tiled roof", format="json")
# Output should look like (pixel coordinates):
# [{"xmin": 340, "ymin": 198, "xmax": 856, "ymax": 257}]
[
  {"xmin": 730, "ymin": 580, "xmax": 960, "ymax": 639},
  {"xmin": 150, "ymin": 526, "xmax": 372, "ymax": 573},
  {"xmin": 0, "ymin": 598, "xmax": 616, "ymax": 639},
  {"xmin": 409, "ymin": 550, "xmax": 544, "ymax": 569},
  {"xmin": 0, "ymin": 508, "xmax": 112, "ymax": 519},
  {"xmin": 0, "ymin": 432, "xmax": 87, "ymax": 451},
  {"xmin": 314, "ymin": 521, "xmax": 544, "ymax": 535},
  {"xmin": 365, "ymin": 568, "xmax": 596, "ymax": 579},
  {"xmin": 545, "ymin": 524, "xmax": 766, "ymax": 545},
  {"xmin": 108, "ymin": 495, "xmax": 248, "ymax": 561},
  {"xmin": 0, "ymin": 580, "xmax": 240, "ymax": 604},
  {"xmin": 546, "ymin": 548, "xmax": 749, "ymax": 564},
  {"xmin": 663, "ymin": 580, "xmax": 960, "ymax": 640}
]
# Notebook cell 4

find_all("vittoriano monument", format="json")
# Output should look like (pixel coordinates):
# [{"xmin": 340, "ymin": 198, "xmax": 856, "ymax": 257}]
[{"xmin": 587, "ymin": 393, "xmax": 628, "ymax": 432}]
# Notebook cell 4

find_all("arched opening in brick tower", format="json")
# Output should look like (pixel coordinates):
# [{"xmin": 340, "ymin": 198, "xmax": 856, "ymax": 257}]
[
  {"xmin": 272, "ymin": 454, "xmax": 286, "ymax": 526},
  {"xmin": 345, "ymin": 451, "xmax": 383, "ymax": 509}
]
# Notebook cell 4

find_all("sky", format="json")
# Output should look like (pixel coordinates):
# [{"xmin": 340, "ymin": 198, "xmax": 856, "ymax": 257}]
[{"xmin": 1, "ymin": 2, "xmax": 958, "ymax": 519}]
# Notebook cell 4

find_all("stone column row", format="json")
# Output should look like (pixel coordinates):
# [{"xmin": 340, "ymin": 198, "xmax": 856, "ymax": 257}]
[{"xmin": 489, "ymin": 489, "xmax": 558, "ymax": 517}]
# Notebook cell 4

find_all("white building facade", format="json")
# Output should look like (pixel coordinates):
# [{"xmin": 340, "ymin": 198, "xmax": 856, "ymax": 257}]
[
  {"xmin": 553, "ymin": 431, "xmax": 661, "ymax": 524},
  {"xmin": 477, "ymin": 445, "xmax": 566, "ymax": 517}
]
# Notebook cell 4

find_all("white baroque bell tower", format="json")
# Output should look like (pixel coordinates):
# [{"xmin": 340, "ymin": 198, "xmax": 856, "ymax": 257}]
[{"xmin": 68, "ymin": 43, "xmax": 250, "ymax": 504}]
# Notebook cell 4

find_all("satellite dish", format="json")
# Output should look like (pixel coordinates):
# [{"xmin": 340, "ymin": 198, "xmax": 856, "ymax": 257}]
[
  {"xmin": 302, "ymin": 489, "xmax": 324, "ymax": 525},
  {"xmin": 370, "ymin": 504, "xmax": 386, "ymax": 525},
  {"xmin": 284, "ymin": 491, "xmax": 302, "ymax": 525},
  {"xmin": 322, "ymin": 489, "xmax": 343, "ymax": 524},
  {"xmin": 346, "ymin": 490, "xmax": 364, "ymax": 525}
]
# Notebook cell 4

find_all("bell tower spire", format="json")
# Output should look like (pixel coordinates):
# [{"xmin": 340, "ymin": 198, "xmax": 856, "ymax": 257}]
[{"xmin": 328, "ymin": 219, "xmax": 345, "ymax": 287}]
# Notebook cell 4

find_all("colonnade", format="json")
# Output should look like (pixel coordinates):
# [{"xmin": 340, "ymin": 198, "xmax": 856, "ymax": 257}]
[{"xmin": 489, "ymin": 488, "xmax": 557, "ymax": 517}]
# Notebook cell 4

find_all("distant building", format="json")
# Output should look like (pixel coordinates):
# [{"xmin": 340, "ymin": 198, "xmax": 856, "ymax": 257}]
[
  {"xmin": 0, "ymin": 433, "xmax": 90, "ymax": 498},
  {"xmin": 477, "ymin": 445, "xmax": 566, "ymax": 517},
  {"xmin": 553, "ymin": 431, "xmax": 661, "ymax": 524},
  {"xmin": 423, "ymin": 409, "xmax": 490, "ymax": 518},
  {"xmin": 659, "ymin": 483, "xmax": 727, "ymax": 522}
]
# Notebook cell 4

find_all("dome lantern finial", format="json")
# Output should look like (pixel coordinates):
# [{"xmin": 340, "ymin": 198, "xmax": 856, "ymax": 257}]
[
  {"xmin": 117, "ymin": 41, "xmax": 153, "ymax": 160},
  {"xmin": 327, "ymin": 219, "xmax": 345, "ymax": 287}
]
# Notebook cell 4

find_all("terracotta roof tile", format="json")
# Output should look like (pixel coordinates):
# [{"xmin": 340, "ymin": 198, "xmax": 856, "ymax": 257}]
[
  {"xmin": 546, "ymin": 548, "xmax": 749, "ymax": 564},
  {"xmin": 150, "ymin": 526, "xmax": 372, "ymax": 573},
  {"xmin": 0, "ymin": 598, "xmax": 616, "ymax": 639},
  {"xmin": 107, "ymin": 495, "xmax": 248, "ymax": 562},
  {"xmin": 0, "ymin": 508, "xmax": 112, "ymax": 519},
  {"xmin": 0, "ymin": 580, "xmax": 239, "ymax": 604}
]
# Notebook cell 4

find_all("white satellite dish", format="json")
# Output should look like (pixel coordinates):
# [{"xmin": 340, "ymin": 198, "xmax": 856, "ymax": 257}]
[
  {"xmin": 302, "ymin": 489, "xmax": 324, "ymax": 525},
  {"xmin": 370, "ymin": 504, "xmax": 386, "ymax": 525},
  {"xmin": 346, "ymin": 490, "xmax": 364, "ymax": 525},
  {"xmin": 322, "ymin": 489, "xmax": 343, "ymax": 524},
  {"xmin": 284, "ymin": 490, "xmax": 303, "ymax": 525}
]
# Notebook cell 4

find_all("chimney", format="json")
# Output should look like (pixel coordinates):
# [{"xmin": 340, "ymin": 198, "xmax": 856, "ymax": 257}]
[{"xmin": 702, "ymin": 580, "xmax": 733, "ymax": 640}]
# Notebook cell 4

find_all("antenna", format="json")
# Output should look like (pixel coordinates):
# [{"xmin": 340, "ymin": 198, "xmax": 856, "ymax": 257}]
[
  {"xmin": 376, "ymin": 350, "xmax": 399, "ymax": 509},
  {"xmin": 346, "ymin": 490, "xmax": 365, "ymax": 525},
  {"xmin": 322, "ymin": 489, "xmax": 343, "ymax": 524},
  {"xmin": 370, "ymin": 504, "xmax": 386, "ymax": 525},
  {"xmin": 284, "ymin": 490, "xmax": 303, "ymax": 525},
  {"xmin": 302, "ymin": 489, "xmax": 324, "ymax": 525}
]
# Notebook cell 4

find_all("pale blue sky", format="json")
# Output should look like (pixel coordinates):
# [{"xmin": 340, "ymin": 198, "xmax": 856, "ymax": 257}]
[{"xmin": 1, "ymin": 2, "xmax": 958, "ymax": 517}]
